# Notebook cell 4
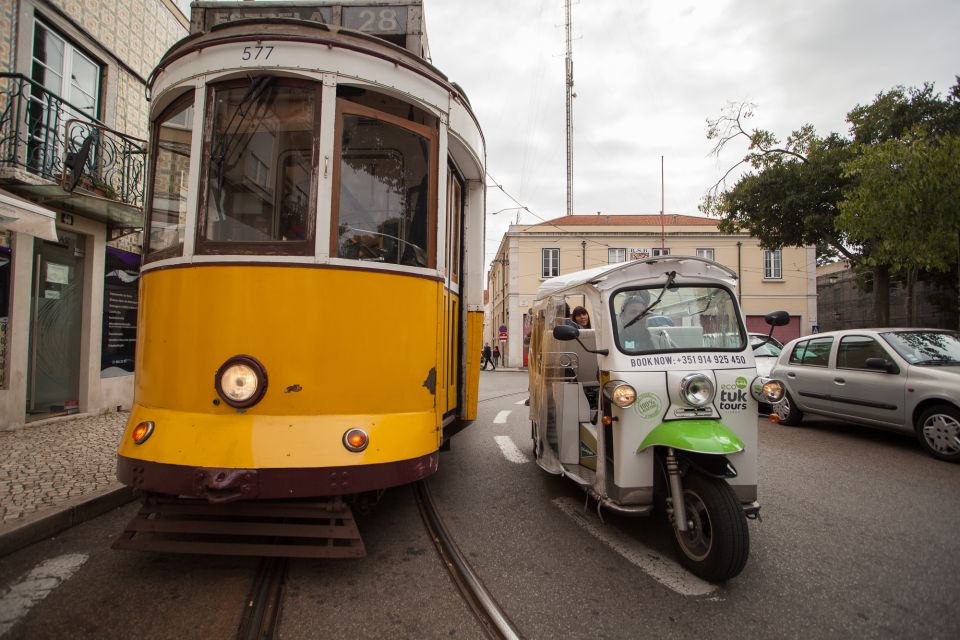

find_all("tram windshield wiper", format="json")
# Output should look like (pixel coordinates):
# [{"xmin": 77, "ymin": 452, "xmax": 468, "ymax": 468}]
[{"xmin": 623, "ymin": 271, "xmax": 677, "ymax": 329}]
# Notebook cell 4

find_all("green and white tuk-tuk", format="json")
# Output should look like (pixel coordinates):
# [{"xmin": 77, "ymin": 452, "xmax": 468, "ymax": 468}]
[{"xmin": 528, "ymin": 256, "xmax": 786, "ymax": 581}]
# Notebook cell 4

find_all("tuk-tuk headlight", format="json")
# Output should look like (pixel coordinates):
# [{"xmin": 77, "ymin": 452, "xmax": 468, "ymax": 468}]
[
  {"xmin": 680, "ymin": 373, "xmax": 715, "ymax": 407},
  {"xmin": 750, "ymin": 376, "xmax": 785, "ymax": 403},
  {"xmin": 603, "ymin": 381, "xmax": 637, "ymax": 408},
  {"xmin": 762, "ymin": 380, "xmax": 785, "ymax": 403}
]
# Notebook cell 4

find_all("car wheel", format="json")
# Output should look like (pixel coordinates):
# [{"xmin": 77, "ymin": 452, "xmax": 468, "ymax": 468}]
[
  {"xmin": 773, "ymin": 390, "xmax": 803, "ymax": 426},
  {"xmin": 915, "ymin": 404, "xmax": 960, "ymax": 463}
]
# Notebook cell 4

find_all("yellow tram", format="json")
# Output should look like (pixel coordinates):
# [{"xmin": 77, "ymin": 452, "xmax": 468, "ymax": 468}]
[{"xmin": 116, "ymin": 2, "xmax": 485, "ymax": 515}]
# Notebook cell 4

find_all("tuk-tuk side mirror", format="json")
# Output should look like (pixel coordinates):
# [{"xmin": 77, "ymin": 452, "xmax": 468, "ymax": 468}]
[
  {"xmin": 553, "ymin": 324, "xmax": 578, "ymax": 341},
  {"xmin": 764, "ymin": 311, "xmax": 790, "ymax": 327},
  {"xmin": 865, "ymin": 357, "xmax": 899, "ymax": 374},
  {"xmin": 552, "ymin": 323, "xmax": 609, "ymax": 356}
]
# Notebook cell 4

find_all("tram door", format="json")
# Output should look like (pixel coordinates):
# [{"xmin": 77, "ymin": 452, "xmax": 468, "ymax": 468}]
[
  {"xmin": 27, "ymin": 230, "xmax": 84, "ymax": 417},
  {"xmin": 443, "ymin": 165, "xmax": 464, "ymax": 415}
]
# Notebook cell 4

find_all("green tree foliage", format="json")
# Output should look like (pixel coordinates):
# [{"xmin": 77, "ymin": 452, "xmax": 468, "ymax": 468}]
[
  {"xmin": 839, "ymin": 131, "xmax": 960, "ymax": 272},
  {"xmin": 703, "ymin": 78, "xmax": 960, "ymax": 324}
]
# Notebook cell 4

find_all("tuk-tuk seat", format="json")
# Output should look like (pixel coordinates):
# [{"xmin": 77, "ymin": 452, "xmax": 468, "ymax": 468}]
[{"xmin": 650, "ymin": 326, "xmax": 704, "ymax": 349}]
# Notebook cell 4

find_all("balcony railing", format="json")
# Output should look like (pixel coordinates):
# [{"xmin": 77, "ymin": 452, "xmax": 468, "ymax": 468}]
[{"xmin": 0, "ymin": 72, "xmax": 146, "ymax": 210}]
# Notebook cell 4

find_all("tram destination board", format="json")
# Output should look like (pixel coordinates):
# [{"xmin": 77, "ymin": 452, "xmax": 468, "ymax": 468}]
[{"xmin": 190, "ymin": 1, "xmax": 424, "ymax": 54}]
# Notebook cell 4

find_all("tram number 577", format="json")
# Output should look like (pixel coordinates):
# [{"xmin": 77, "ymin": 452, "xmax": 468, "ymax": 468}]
[{"xmin": 241, "ymin": 45, "xmax": 274, "ymax": 61}]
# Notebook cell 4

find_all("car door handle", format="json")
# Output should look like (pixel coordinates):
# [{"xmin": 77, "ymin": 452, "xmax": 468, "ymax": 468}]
[
  {"xmin": 786, "ymin": 372, "xmax": 796, "ymax": 378},
  {"xmin": 834, "ymin": 377, "xmax": 845, "ymax": 384}
]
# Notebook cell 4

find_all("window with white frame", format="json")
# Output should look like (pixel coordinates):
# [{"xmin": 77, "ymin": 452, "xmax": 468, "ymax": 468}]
[
  {"xmin": 696, "ymin": 248, "xmax": 715, "ymax": 261},
  {"xmin": 608, "ymin": 248, "xmax": 626, "ymax": 263},
  {"xmin": 652, "ymin": 247, "xmax": 670, "ymax": 256},
  {"xmin": 542, "ymin": 248, "xmax": 559, "ymax": 278},
  {"xmin": 764, "ymin": 249, "xmax": 783, "ymax": 279}
]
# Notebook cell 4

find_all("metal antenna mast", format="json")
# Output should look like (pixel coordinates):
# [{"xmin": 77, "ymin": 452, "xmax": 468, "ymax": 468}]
[{"xmin": 564, "ymin": 0, "xmax": 574, "ymax": 217}]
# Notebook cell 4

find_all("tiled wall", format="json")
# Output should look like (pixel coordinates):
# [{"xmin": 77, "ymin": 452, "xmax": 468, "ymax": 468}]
[
  {"xmin": 0, "ymin": 0, "xmax": 17, "ymax": 71},
  {"xmin": 45, "ymin": 0, "xmax": 188, "ymax": 139}
]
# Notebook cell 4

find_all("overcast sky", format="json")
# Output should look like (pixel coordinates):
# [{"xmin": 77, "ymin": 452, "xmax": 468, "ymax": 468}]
[{"xmin": 423, "ymin": 0, "xmax": 960, "ymax": 268}]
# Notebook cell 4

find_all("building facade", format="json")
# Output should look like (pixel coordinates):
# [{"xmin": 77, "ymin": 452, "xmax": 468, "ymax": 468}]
[
  {"xmin": 487, "ymin": 214, "xmax": 817, "ymax": 368},
  {"xmin": 0, "ymin": 0, "xmax": 188, "ymax": 427}
]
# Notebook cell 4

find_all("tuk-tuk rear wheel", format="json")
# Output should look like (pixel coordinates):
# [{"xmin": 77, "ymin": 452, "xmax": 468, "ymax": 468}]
[{"xmin": 669, "ymin": 472, "xmax": 749, "ymax": 582}]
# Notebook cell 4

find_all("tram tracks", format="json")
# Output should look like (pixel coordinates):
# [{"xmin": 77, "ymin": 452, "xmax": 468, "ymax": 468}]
[{"xmin": 234, "ymin": 481, "xmax": 521, "ymax": 640}]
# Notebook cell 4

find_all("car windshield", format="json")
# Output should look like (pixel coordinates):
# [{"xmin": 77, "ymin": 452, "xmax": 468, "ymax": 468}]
[
  {"xmin": 612, "ymin": 285, "xmax": 745, "ymax": 354},
  {"xmin": 880, "ymin": 331, "xmax": 960, "ymax": 366},
  {"xmin": 751, "ymin": 336, "xmax": 783, "ymax": 358}
]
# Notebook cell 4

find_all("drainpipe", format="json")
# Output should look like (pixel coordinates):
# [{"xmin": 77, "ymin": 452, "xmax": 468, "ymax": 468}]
[
  {"xmin": 581, "ymin": 240, "xmax": 586, "ymax": 270},
  {"xmin": 736, "ymin": 241, "xmax": 743, "ymax": 304}
]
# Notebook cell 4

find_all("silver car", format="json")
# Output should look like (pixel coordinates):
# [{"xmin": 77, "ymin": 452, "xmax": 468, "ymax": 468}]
[{"xmin": 770, "ymin": 329, "xmax": 960, "ymax": 462}]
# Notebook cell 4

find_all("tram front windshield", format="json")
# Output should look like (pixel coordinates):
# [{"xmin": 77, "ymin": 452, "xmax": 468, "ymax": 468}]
[{"xmin": 612, "ymin": 286, "xmax": 745, "ymax": 354}]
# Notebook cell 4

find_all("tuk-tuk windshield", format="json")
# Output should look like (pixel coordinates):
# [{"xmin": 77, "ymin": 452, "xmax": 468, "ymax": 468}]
[{"xmin": 612, "ymin": 285, "xmax": 745, "ymax": 354}]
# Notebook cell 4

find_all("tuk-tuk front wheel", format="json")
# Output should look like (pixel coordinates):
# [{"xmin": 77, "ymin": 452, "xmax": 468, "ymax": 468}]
[{"xmin": 669, "ymin": 472, "xmax": 749, "ymax": 582}]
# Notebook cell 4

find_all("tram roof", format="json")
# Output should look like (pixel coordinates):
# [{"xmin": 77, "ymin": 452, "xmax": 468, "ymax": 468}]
[
  {"xmin": 535, "ymin": 256, "xmax": 739, "ymax": 299},
  {"xmin": 190, "ymin": 1, "xmax": 431, "ymax": 59}
]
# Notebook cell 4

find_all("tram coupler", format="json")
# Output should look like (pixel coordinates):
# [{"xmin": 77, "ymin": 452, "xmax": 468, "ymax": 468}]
[{"xmin": 665, "ymin": 448, "xmax": 689, "ymax": 532}]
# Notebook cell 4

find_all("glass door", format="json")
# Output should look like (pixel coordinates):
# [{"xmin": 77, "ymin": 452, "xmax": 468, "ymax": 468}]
[{"xmin": 27, "ymin": 231, "xmax": 84, "ymax": 417}]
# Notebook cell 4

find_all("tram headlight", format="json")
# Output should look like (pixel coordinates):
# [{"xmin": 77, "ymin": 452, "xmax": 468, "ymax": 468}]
[
  {"xmin": 215, "ymin": 355, "xmax": 268, "ymax": 408},
  {"xmin": 680, "ymin": 373, "xmax": 715, "ymax": 407},
  {"xmin": 603, "ymin": 381, "xmax": 637, "ymax": 408}
]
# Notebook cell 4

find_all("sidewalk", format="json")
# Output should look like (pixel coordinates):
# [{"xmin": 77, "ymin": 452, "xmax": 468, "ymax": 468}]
[{"xmin": 0, "ymin": 411, "xmax": 135, "ymax": 556}]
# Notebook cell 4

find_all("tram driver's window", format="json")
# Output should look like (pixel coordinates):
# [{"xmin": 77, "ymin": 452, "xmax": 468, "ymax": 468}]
[
  {"xmin": 145, "ymin": 92, "xmax": 193, "ymax": 262},
  {"xmin": 199, "ymin": 79, "xmax": 316, "ymax": 253},
  {"xmin": 334, "ymin": 96, "xmax": 436, "ymax": 267}
]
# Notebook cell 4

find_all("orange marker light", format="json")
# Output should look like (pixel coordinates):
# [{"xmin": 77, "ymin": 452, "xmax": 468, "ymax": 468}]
[
  {"xmin": 768, "ymin": 414, "xmax": 781, "ymax": 424},
  {"xmin": 343, "ymin": 428, "xmax": 369, "ymax": 452},
  {"xmin": 132, "ymin": 421, "xmax": 155, "ymax": 444},
  {"xmin": 601, "ymin": 416, "xmax": 613, "ymax": 426}
]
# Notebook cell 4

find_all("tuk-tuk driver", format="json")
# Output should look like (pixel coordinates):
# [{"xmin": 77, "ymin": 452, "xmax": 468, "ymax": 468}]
[{"xmin": 619, "ymin": 293, "xmax": 656, "ymax": 351}]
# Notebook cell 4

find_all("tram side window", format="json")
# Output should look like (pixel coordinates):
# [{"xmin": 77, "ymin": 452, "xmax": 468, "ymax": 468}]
[
  {"xmin": 145, "ymin": 92, "xmax": 193, "ymax": 261},
  {"xmin": 199, "ymin": 79, "xmax": 317, "ymax": 253},
  {"xmin": 334, "ymin": 99, "xmax": 436, "ymax": 267},
  {"xmin": 447, "ymin": 166, "xmax": 463, "ymax": 283}
]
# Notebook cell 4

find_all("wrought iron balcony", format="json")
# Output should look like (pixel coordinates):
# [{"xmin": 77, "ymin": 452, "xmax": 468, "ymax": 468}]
[{"xmin": 0, "ymin": 72, "xmax": 147, "ymax": 233}]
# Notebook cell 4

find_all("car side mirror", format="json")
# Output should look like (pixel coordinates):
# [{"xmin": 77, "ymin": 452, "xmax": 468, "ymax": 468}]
[{"xmin": 865, "ymin": 357, "xmax": 898, "ymax": 373}]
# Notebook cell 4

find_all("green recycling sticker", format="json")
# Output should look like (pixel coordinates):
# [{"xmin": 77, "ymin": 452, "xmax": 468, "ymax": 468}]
[{"xmin": 635, "ymin": 392, "xmax": 662, "ymax": 419}]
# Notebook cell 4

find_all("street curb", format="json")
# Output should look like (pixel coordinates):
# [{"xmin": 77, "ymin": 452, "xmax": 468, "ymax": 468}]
[{"xmin": 0, "ymin": 484, "xmax": 137, "ymax": 558}]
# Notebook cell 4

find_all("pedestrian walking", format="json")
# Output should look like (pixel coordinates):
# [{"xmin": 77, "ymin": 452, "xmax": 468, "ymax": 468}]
[
  {"xmin": 492, "ymin": 345, "xmax": 501, "ymax": 368},
  {"xmin": 482, "ymin": 343, "xmax": 493, "ymax": 370}
]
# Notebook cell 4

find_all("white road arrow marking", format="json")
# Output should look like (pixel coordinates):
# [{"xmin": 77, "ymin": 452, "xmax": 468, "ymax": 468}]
[
  {"xmin": 494, "ymin": 435, "xmax": 530, "ymax": 464},
  {"xmin": 0, "ymin": 554, "xmax": 89, "ymax": 635},
  {"xmin": 493, "ymin": 410, "xmax": 510, "ymax": 424}
]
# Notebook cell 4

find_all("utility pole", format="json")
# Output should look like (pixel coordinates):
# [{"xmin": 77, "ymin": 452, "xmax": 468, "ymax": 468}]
[{"xmin": 564, "ymin": 0, "xmax": 574, "ymax": 217}]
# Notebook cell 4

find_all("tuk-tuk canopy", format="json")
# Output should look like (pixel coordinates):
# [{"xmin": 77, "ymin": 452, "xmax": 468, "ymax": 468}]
[{"xmin": 535, "ymin": 255, "xmax": 738, "ymax": 301}]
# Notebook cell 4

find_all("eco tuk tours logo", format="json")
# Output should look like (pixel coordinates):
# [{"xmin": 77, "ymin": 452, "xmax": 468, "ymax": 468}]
[
  {"xmin": 634, "ymin": 392, "xmax": 662, "ymax": 419},
  {"xmin": 719, "ymin": 376, "xmax": 750, "ymax": 412}
]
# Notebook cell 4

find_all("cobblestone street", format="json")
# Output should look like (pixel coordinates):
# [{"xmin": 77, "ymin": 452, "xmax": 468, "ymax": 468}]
[{"xmin": 0, "ymin": 413, "xmax": 128, "ymax": 523}]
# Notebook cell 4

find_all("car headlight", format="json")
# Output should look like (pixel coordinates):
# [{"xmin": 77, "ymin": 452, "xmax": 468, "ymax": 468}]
[
  {"xmin": 603, "ymin": 381, "xmax": 637, "ymax": 408},
  {"xmin": 680, "ymin": 373, "xmax": 715, "ymax": 407},
  {"xmin": 215, "ymin": 355, "xmax": 268, "ymax": 408}
]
